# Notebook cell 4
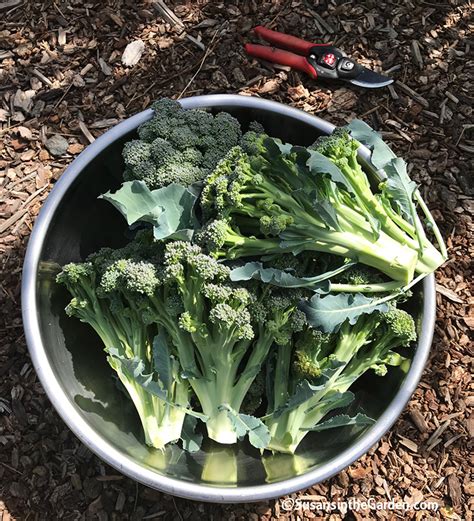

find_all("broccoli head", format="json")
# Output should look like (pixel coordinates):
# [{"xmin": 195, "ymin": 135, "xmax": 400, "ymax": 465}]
[{"xmin": 124, "ymin": 98, "xmax": 242, "ymax": 190}]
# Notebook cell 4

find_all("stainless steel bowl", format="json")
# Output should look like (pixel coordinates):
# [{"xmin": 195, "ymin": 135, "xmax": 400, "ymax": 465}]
[{"xmin": 22, "ymin": 95, "xmax": 435, "ymax": 502}]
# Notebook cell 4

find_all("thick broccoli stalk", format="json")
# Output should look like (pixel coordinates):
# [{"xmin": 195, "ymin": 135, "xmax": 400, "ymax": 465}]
[
  {"xmin": 57, "ymin": 240, "xmax": 190, "ymax": 450},
  {"xmin": 154, "ymin": 241, "xmax": 256, "ymax": 444},
  {"xmin": 264, "ymin": 307, "xmax": 416, "ymax": 453},
  {"xmin": 123, "ymin": 98, "xmax": 242, "ymax": 190},
  {"xmin": 199, "ymin": 142, "xmax": 420, "ymax": 284},
  {"xmin": 312, "ymin": 130, "xmax": 445, "ymax": 275}
]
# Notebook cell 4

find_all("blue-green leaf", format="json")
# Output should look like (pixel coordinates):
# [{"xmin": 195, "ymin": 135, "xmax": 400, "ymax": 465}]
[
  {"xmin": 299, "ymin": 293, "xmax": 389, "ymax": 333},
  {"xmin": 152, "ymin": 332, "xmax": 172, "ymax": 390},
  {"xmin": 303, "ymin": 413, "xmax": 375, "ymax": 432},
  {"xmin": 221, "ymin": 406, "xmax": 270, "ymax": 449},
  {"xmin": 384, "ymin": 158, "xmax": 417, "ymax": 224},
  {"xmin": 304, "ymin": 390, "xmax": 354, "ymax": 415},
  {"xmin": 346, "ymin": 120, "xmax": 395, "ymax": 170},
  {"xmin": 229, "ymin": 260, "xmax": 355, "ymax": 290},
  {"xmin": 346, "ymin": 120, "xmax": 420, "ymax": 229},
  {"xmin": 272, "ymin": 380, "xmax": 325, "ymax": 419},
  {"xmin": 99, "ymin": 180, "xmax": 198, "ymax": 241},
  {"xmin": 180, "ymin": 416, "xmax": 203, "ymax": 453},
  {"xmin": 312, "ymin": 198, "xmax": 341, "ymax": 231},
  {"xmin": 272, "ymin": 362, "xmax": 345, "ymax": 418},
  {"xmin": 306, "ymin": 150, "xmax": 354, "ymax": 194}
]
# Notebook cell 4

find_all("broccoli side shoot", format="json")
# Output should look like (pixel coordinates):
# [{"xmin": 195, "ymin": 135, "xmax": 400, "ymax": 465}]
[
  {"xmin": 312, "ymin": 129, "xmax": 445, "ymax": 276},
  {"xmin": 122, "ymin": 98, "xmax": 242, "ymax": 190},
  {"xmin": 198, "ymin": 139, "xmax": 422, "ymax": 284},
  {"xmin": 140, "ymin": 241, "xmax": 308, "ymax": 445},
  {"xmin": 56, "ymin": 235, "xmax": 190, "ymax": 450},
  {"xmin": 199, "ymin": 127, "xmax": 446, "ymax": 285},
  {"xmin": 263, "ymin": 305, "xmax": 417, "ymax": 454}
]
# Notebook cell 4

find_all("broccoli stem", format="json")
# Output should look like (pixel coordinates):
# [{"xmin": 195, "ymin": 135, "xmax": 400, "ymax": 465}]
[
  {"xmin": 232, "ymin": 330, "xmax": 275, "ymax": 407},
  {"xmin": 339, "ymin": 157, "xmax": 445, "ymax": 274},
  {"xmin": 266, "ymin": 320, "xmax": 372, "ymax": 453},
  {"xmin": 267, "ymin": 341, "xmax": 293, "ymax": 445},
  {"xmin": 330, "ymin": 281, "xmax": 404, "ymax": 293},
  {"xmin": 113, "ymin": 367, "xmax": 185, "ymax": 449},
  {"xmin": 293, "ymin": 226, "xmax": 418, "ymax": 283}
]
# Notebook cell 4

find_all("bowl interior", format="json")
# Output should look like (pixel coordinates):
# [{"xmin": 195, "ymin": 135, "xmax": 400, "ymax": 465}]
[{"xmin": 35, "ymin": 103, "xmax": 424, "ymax": 489}]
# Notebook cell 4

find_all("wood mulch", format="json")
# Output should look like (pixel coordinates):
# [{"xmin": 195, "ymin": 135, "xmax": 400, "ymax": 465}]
[{"xmin": 0, "ymin": 1, "xmax": 472, "ymax": 519}]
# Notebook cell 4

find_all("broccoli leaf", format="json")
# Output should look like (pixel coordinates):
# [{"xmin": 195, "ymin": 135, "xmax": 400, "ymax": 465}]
[
  {"xmin": 304, "ymin": 390, "xmax": 354, "ymax": 415},
  {"xmin": 267, "ymin": 138, "xmax": 293, "ymax": 156},
  {"xmin": 347, "ymin": 120, "xmax": 420, "ymax": 231},
  {"xmin": 180, "ymin": 416, "xmax": 203, "ymax": 453},
  {"xmin": 221, "ymin": 406, "xmax": 270, "ymax": 449},
  {"xmin": 303, "ymin": 413, "xmax": 375, "ymax": 432},
  {"xmin": 99, "ymin": 180, "xmax": 198, "ymax": 241},
  {"xmin": 305, "ymin": 149, "xmax": 355, "ymax": 195},
  {"xmin": 229, "ymin": 260, "xmax": 355, "ymax": 290},
  {"xmin": 272, "ymin": 380, "xmax": 326, "ymax": 419},
  {"xmin": 272, "ymin": 362, "xmax": 346, "ymax": 419},
  {"xmin": 346, "ymin": 120, "xmax": 395, "ymax": 170},
  {"xmin": 383, "ymin": 158, "xmax": 417, "ymax": 225},
  {"xmin": 312, "ymin": 198, "xmax": 341, "ymax": 231},
  {"xmin": 299, "ymin": 293, "xmax": 389, "ymax": 333},
  {"xmin": 107, "ymin": 347, "xmax": 207, "ymax": 421},
  {"xmin": 152, "ymin": 332, "xmax": 173, "ymax": 390}
]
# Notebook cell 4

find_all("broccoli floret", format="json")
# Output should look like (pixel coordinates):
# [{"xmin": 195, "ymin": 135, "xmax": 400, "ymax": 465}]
[
  {"xmin": 122, "ymin": 140, "xmax": 152, "ymax": 167},
  {"xmin": 311, "ymin": 128, "xmax": 357, "ymax": 166},
  {"xmin": 379, "ymin": 307, "xmax": 417, "ymax": 347},
  {"xmin": 292, "ymin": 328, "xmax": 335, "ymax": 380},
  {"xmin": 181, "ymin": 147, "xmax": 203, "ymax": 166},
  {"xmin": 100, "ymin": 258, "xmax": 160, "ymax": 297},
  {"xmin": 211, "ymin": 112, "xmax": 242, "ymax": 149},
  {"xmin": 128, "ymin": 160, "xmax": 159, "ymax": 188},
  {"xmin": 336, "ymin": 266, "xmax": 384, "ymax": 286},
  {"xmin": 240, "ymin": 130, "xmax": 268, "ymax": 156},
  {"xmin": 149, "ymin": 137, "xmax": 177, "ymax": 166},
  {"xmin": 154, "ymin": 163, "xmax": 203, "ymax": 188},
  {"xmin": 259, "ymin": 289, "xmax": 305, "ymax": 346}
]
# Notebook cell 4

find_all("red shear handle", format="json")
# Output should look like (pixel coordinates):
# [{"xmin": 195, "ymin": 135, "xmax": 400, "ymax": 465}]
[
  {"xmin": 245, "ymin": 44, "xmax": 317, "ymax": 79},
  {"xmin": 254, "ymin": 25, "xmax": 316, "ymax": 54}
]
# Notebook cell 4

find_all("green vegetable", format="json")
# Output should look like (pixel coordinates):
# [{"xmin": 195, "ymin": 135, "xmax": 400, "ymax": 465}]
[
  {"xmin": 123, "ymin": 98, "xmax": 242, "ymax": 190},
  {"xmin": 199, "ymin": 130, "xmax": 445, "ymax": 285},
  {"xmin": 100, "ymin": 180, "xmax": 198, "ymax": 241},
  {"xmin": 153, "ymin": 242, "xmax": 300, "ymax": 446},
  {"xmin": 263, "ymin": 305, "xmax": 415, "ymax": 453},
  {"xmin": 56, "ymin": 242, "xmax": 191, "ymax": 450},
  {"xmin": 57, "ymin": 100, "xmax": 446, "ymax": 454}
]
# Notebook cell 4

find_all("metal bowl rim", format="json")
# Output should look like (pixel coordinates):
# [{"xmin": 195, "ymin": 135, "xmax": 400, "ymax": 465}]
[{"xmin": 21, "ymin": 94, "xmax": 435, "ymax": 503}]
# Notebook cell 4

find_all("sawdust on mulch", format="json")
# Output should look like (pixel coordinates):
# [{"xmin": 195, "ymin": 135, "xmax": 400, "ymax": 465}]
[{"xmin": 0, "ymin": 1, "xmax": 472, "ymax": 520}]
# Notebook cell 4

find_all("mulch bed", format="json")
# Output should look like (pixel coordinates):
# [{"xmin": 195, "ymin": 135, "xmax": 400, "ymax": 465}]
[{"xmin": 0, "ymin": 0, "xmax": 472, "ymax": 519}]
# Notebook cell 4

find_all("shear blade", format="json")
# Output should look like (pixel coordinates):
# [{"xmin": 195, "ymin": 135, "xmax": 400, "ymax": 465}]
[{"xmin": 349, "ymin": 68, "xmax": 393, "ymax": 88}]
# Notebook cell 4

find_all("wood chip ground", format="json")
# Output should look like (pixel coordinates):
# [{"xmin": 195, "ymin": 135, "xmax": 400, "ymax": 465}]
[{"xmin": 0, "ymin": 1, "xmax": 472, "ymax": 520}]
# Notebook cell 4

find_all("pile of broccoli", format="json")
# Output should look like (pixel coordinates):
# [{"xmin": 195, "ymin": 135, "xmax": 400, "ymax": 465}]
[
  {"xmin": 198, "ymin": 130, "xmax": 445, "ymax": 284},
  {"xmin": 56, "ymin": 98, "xmax": 447, "ymax": 458},
  {"xmin": 122, "ymin": 98, "xmax": 242, "ymax": 190}
]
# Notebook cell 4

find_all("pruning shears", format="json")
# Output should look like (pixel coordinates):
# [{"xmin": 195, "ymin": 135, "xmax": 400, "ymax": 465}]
[{"xmin": 245, "ymin": 26, "xmax": 393, "ymax": 89}]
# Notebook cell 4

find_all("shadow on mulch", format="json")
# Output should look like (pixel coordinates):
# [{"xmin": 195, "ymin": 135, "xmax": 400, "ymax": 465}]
[{"xmin": 1, "ymin": 1, "xmax": 472, "ymax": 520}]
